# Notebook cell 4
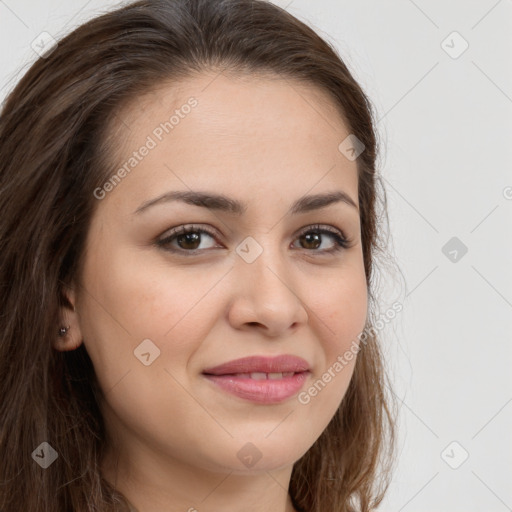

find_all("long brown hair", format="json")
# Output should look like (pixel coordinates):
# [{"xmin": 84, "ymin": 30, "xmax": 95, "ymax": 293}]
[{"xmin": 0, "ymin": 1, "xmax": 398, "ymax": 510}]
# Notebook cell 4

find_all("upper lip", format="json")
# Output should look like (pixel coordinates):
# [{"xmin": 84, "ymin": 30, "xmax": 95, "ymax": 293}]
[{"xmin": 202, "ymin": 355, "xmax": 310, "ymax": 375}]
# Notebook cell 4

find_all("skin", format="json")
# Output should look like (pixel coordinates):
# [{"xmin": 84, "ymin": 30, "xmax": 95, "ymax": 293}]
[{"xmin": 54, "ymin": 71, "xmax": 368, "ymax": 512}]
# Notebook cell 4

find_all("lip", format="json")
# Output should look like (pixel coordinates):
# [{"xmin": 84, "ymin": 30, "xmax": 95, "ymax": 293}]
[
  {"xmin": 202, "ymin": 355, "xmax": 311, "ymax": 404},
  {"xmin": 203, "ymin": 355, "xmax": 310, "ymax": 375}
]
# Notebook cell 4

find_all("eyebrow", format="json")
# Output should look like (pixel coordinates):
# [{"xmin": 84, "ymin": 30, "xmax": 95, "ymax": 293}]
[{"xmin": 134, "ymin": 189, "xmax": 359, "ymax": 216}]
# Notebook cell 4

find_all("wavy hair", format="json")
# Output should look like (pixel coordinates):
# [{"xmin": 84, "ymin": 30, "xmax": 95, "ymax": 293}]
[{"xmin": 0, "ymin": 1, "xmax": 398, "ymax": 510}]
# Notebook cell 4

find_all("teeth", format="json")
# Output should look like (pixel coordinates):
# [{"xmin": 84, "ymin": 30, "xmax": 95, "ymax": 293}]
[
  {"xmin": 250, "ymin": 372, "xmax": 267, "ymax": 380},
  {"xmin": 231, "ymin": 372, "xmax": 295, "ymax": 379}
]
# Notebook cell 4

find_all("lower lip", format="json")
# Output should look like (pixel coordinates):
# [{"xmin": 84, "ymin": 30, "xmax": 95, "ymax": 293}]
[{"xmin": 203, "ymin": 372, "xmax": 310, "ymax": 404}]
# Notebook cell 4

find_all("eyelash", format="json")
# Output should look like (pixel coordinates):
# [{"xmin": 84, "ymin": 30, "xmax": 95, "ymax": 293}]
[{"xmin": 156, "ymin": 223, "xmax": 352, "ymax": 256}]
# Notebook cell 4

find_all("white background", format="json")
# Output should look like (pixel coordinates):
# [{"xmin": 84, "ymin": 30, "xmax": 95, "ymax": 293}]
[{"xmin": 1, "ymin": 0, "xmax": 511, "ymax": 510}]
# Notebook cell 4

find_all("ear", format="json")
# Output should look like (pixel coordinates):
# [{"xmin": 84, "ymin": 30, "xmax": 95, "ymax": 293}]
[{"xmin": 53, "ymin": 283, "xmax": 83, "ymax": 351}]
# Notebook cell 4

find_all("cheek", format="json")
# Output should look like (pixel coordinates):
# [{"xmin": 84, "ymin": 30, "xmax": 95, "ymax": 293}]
[
  {"xmin": 77, "ymin": 242, "xmax": 231, "ymax": 403},
  {"xmin": 77, "ymin": 251, "xmax": 223, "ymax": 447},
  {"xmin": 80, "ymin": 236, "xmax": 221, "ymax": 339},
  {"xmin": 299, "ymin": 266, "xmax": 367, "ymax": 408},
  {"xmin": 317, "ymin": 265, "xmax": 368, "ymax": 358}
]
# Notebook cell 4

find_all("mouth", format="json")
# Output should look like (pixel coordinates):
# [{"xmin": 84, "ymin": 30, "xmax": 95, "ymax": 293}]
[
  {"xmin": 202, "ymin": 355, "xmax": 311, "ymax": 404},
  {"xmin": 213, "ymin": 371, "xmax": 298, "ymax": 379}
]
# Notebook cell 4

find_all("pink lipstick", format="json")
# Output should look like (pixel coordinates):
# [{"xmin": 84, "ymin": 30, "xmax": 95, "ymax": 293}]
[{"xmin": 202, "ymin": 355, "xmax": 310, "ymax": 404}]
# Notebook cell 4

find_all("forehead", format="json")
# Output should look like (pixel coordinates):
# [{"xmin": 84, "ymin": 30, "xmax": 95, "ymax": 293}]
[{"xmin": 101, "ymin": 71, "xmax": 359, "ymax": 214}]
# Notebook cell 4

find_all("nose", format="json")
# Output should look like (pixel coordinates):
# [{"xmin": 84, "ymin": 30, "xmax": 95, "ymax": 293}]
[{"xmin": 227, "ymin": 240, "xmax": 309, "ymax": 337}]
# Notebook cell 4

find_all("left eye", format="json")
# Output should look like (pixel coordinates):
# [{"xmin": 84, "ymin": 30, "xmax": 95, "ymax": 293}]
[
  {"xmin": 156, "ymin": 224, "xmax": 351, "ymax": 254},
  {"xmin": 292, "ymin": 226, "xmax": 350, "ymax": 253}
]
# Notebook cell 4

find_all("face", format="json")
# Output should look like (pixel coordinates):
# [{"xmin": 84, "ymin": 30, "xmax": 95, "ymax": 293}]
[{"xmin": 58, "ymin": 71, "xmax": 368, "ymax": 477}]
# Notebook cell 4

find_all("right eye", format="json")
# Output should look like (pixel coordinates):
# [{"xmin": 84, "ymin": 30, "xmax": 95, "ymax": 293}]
[{"xmin": 156, "ymin": 224, "xmax": 223, "ymax": 254}]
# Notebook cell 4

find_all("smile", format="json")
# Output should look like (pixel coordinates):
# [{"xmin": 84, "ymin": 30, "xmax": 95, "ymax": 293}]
[{"xmin": 203, "ymin": 371, "xmax": 310, "ymax": 404}]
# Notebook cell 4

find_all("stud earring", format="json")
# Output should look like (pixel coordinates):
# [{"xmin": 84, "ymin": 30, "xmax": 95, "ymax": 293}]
[{"xmin": 58, "ymin": 325, "xmax": 70, "ymax": 337}]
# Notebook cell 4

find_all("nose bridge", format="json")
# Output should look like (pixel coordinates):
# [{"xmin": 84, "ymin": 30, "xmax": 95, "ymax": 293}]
[{"xmin": 235, "ymin": 232, "xmax": 299, "ymax": 304}]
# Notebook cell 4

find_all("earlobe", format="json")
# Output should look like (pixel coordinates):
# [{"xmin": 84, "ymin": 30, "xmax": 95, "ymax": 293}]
[
  {"xmin": 53, "ymin": 285, "xmax": 83, "ymax": 351},
  {"xmin": 53, "ymin": 323, "xmax": 83, "ymax": 351}
]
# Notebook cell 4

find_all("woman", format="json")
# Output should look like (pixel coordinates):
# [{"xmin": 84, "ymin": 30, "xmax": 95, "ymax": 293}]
[{"xmin": 0, "ymin": 0, "xmax": 397, "ymax": 510}]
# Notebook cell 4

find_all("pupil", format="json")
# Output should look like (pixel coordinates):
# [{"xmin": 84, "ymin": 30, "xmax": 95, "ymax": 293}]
[
  {"xmin": 303, "ymin": 233, "xmax": 320, "ymax": 249},
  {"xmin": 178, "ymin": 232, "xmax": 200, "ymax": 250}
]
